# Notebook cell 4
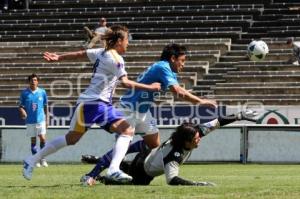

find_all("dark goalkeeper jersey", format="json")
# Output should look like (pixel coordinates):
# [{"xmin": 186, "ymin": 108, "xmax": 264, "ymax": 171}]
[{"xmin": 143, "ymin": 118, "xmax": 220, "ymax": 184}]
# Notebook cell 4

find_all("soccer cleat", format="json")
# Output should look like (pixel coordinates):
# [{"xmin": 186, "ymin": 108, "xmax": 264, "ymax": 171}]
[
  {"xmin": 237, "ymin": 109, "xmax": 259, "ymax": 123},
  {"xmin": 81, "ymin": 155, "xmax": 100, "ymax": 164},
  {"xmin": 41, "ymin": 159, "xmax": 48, "ymax": 167},
  {"xmin": 98, "ymin": 175, "xmax": 132, "ymax": 185},
  {"xmin": 35, "ymin": 162, "xmax": 41, "ymax": 168},
  {"xmin": 23, "ymin": 161, "xmax": 34, "ymax": 180},
  {"xmin": 106, "ymin": 170, "xmax": 133, "ymax": 183},
  {"xmin": 80, "ymin": 175, "xmax": 96, "ymax": 186},
  {"xmin": 95, "ymin": 175, "xmax": 105, "ymax": 183}
]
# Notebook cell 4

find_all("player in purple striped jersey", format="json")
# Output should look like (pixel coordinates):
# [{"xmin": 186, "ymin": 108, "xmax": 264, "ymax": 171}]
[{"xmin": 22, "ymin": 25, "xmax": 161, "ymax": 184}]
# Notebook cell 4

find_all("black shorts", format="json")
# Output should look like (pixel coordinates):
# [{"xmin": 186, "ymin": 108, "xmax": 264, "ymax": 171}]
[{"xmin": 126, "ymin": 150, "xmax": 154, "ymax": 185}]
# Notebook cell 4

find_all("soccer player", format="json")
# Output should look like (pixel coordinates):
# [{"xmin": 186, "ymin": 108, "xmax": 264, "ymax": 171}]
[
  {"xmin": 19, "ymin": 73, "xmax": 49, "ymax": 168},
  {"xmin": 22, "ymin": 25, "xmax": 161, "ymax": 182},
  {"xmin": 80, "ymin": 43, "xmax": 217, "ymax": 185},
  {"xmin": 82, "ymin": 110, "xmax": 258, "ymax": 186}
]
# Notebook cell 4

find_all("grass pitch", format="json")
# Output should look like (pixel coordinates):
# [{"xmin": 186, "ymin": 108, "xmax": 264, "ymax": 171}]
[{"xmin": 1, "ymin": 163, "xmax": 300, "ymax": 199}]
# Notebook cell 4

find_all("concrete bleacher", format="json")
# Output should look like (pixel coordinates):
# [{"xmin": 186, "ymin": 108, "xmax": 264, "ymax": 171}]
[
  {"xmin": 1, "ymin": 0, "xmax": 300, "ymax": 106},
  {"xmin": 0, "ymin": 2, "xmax": 262, "ymax": 41}
]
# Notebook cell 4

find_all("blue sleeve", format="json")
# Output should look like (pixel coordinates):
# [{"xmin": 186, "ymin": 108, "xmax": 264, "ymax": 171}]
[{"xmin": 158, "ymin": 66, "xmax": 179, "ymax": 89}]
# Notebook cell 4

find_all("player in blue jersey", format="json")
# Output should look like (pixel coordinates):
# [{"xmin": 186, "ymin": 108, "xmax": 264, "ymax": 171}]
[
  {"xmin": 80, "ymin": 43, "xmax": 217, "ymax": 186},
  {"xmin": 19, "ymin": 73, "xmax": 49, "ymax": 168},
  {"xmin": 22, "ymin": 25, "xmax": 161, "ymax": 183}
]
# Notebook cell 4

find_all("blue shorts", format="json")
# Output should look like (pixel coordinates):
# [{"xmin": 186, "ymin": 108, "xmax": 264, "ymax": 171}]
[{"xmin": 69, "ymin": 100, "xmax": 124, "ymax": 133}]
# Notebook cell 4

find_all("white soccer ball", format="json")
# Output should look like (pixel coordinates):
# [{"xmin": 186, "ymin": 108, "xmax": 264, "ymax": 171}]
[{"xmin": 247, "ymin": 40, "xmax": 269, "ymax": 61}]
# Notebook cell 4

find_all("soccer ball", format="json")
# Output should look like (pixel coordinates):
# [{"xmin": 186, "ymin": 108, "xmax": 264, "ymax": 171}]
[{"xmin": 247, "ymin": 40, "xmax": 269, "ymax": 61}]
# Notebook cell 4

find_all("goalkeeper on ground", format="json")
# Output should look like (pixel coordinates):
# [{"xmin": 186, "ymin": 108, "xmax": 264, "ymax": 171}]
[{"xmin": 81, "ymin": 110, "xmax": 257, "ymax": 186}]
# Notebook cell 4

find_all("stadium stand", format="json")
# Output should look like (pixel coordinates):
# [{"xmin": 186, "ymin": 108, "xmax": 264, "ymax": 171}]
[{"xmin": 0, "ymin": 0, "xmax": 300, "ymax": 107}]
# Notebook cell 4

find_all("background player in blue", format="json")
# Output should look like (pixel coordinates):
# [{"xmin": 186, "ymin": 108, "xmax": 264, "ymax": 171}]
[
  {"xmin": 19, "ymin": 73, "xmax": 49, "ymax": 168},
  {"xmin": 80, "ymin": 43, "xmax": 217, "ymax": 185}
]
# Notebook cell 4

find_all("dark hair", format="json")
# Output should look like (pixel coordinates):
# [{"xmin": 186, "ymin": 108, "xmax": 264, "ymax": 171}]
[
  {"xmin": 102, "ymin": 24, "xmax": 128, "ymax": 51},
  {"xmin": 160, "ymin": 43, "xmax": 187, "ymax": 62},
  {"xmin": 170, "ymin": 122, "xmax": 200, "ymax": 149},
  {"xmin": 287, "ymin": 37, "xmax": 294, "ymax": 45},
  {"xmin": 28, "ymin": 73, "xmax": 39, "ymax": 82}
]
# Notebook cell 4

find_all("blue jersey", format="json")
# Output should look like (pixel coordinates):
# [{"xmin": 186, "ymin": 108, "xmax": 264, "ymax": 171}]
[
  {"xmin": 19, "ymin": 87, "xmax": 48, "ymax": 124},
  {"xmin": 121, "ymin": 61, "xmax": 179, "ymax": 113}
]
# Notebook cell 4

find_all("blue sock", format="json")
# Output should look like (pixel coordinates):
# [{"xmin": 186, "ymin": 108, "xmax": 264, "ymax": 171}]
[
  {"xmin": 31, "ymin": 143, "xmax": 38, "ymax": 155},
  {"xmin": 40, "ymin": 142, "xmax": 45, "ymax": 149},
  {"xmin": 87, "ymin": 140, "xmax": 146, "ymax": 178}
]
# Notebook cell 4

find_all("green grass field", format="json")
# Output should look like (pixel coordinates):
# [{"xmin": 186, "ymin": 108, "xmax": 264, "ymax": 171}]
[{"xmin": 1, "ymin": 163, "xmax": 300, "ymax": 199}]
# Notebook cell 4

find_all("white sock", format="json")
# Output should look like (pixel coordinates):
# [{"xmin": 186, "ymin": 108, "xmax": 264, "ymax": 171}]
[
  {"xmin": 107, "ymin": 134, "xmax": 132, "ymax": 174},
  {"xmin": 26, "ymin": 135, "xmax": 67, "ymax": 166}
]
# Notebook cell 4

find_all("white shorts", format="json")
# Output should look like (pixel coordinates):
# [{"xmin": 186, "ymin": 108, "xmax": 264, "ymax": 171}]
[
  {"xmin": 120, "ymin": 106, "xmax": 159, "ymax": 136},
  {"xmin": 26, "ymin": 121, "xmax": 47, "ymax": 137}
]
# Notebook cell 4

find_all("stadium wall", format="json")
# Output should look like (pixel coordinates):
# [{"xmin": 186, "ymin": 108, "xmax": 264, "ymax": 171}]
[
  {"xmin": 0, "ymin": 126, "xmax": 240, "ymax": 163},
  {"xmin": 1, "ymin": 125, "xmax": 300, "ymax": 163}
]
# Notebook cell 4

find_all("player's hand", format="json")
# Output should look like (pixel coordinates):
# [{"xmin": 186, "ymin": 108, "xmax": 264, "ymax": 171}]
[
  {"xmin": 150, "ymin": 82, "xmax": 161, "ymax": 92},
  {"xmin": 194, "ymin": 181, "xmax": 216, "ymax": 186},
  {"xmin": 43, "ymin": 52, "xmax": 60, "ymax": 61},
  {"xmin": 200, "ymin": 99, "xmax": 218, "ymax": 108},
  {"xmin": 20, "ymin": 109, "xmax": 27, "ymax": 120}
]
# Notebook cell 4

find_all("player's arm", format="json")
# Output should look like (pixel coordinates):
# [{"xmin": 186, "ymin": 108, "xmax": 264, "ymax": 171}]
[
  {"xmin": 43, "ymin": 90, "xmax": 49, "ymax": 128},
  {"xmin": 164, "ymin": 161, "xmax": 207, "ymax": 186},
  {"xmin": 18, "ymin": 93, "xmax": 27, "ymax": 120},
  {"xmin": 43, "ymin": 50, "xmax": 87, "ymax": 62},
  {"xmin": 169, "ymin": 84, "xmax": 217, "ymax": 108},
  {"xmin": 19, "ymin": 106, "xmax": 27, "ymax": 120},
  {"xmin": 44, "ymin": 105, "xmax": 49, "ymax": 128},
  {"xmin": 119, "ymin": 75, "xmax": 161, "ymax": 92}
]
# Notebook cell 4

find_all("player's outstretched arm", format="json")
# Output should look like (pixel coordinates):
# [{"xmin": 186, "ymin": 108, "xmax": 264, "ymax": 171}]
[
  {"xmin": 43, "ymin": 50, "xmax": 86, "ymax": 62},
  {"xmin": 119, "ymin": 75, "xmax": 161, "ymax": 91},
  {"xmin": 169, "ymin": 176, "xmax": 215, "ymax": 186},
  {"xmin": 169, "ymin": 84, "xmax": 217, "ymax": 108}
]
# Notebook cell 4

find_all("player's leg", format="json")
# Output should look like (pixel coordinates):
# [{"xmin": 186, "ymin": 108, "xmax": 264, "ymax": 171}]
[
  {"xmin": 23, "ymin": 103, "xmax": 90, "ymax": 180},
  {"xmin": 86, "ymin": 109, "xmax": 160, "ymax": 178},
  {"xmin": 82, "ymin": 103, "xmax": 137, "ymax": 185},
  {"xmin": 143, "ymin": 133, "xmax": 160, "ymax": 149},
  {"xmin": 81, "ymin": 107, "xmax": 157, "ymax": 185},
  {"xmin": 30, "ymin": 137, "xmax": 38, "ymax": 155},
  {"xmin": 30, "ymin": 137, "xmax": 41, "ymax": 167},
  {"xmin": 81, "ymin": 118, "xmax": 135, "ymax": 186},
  {"xmin": 37, "ymin": 121, "xmax": 48, "ymax": 167},
  {"xmin": 86, "ymin": 110, "xmax": 157, "ymax": 178},
  {"xmin": 26, "ymin": 124, "xmax": 40, "ymax": 167},
  {"xmin": 138, "ymin": 110, "xmax": 160, "ymax": 149},
  {"xmin": 83, "ymin": 139, "xmax": 146, "ymax": 179},
  {"xmin": 128, "ymin": 150, "xmax": 153, "ymax": 185},
  {"xmin": 104, "ymin": 119, "xmax": 134, "ymax": 182},
  {"xmin": 99, "ymin": 151, "xmax": 153, "ymax": 186},
  {"xmin": 198, "ymin": 109, "xmax": 258, "ymax": 137}
]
